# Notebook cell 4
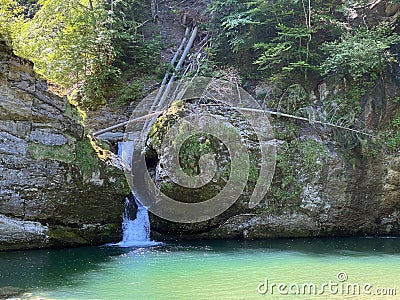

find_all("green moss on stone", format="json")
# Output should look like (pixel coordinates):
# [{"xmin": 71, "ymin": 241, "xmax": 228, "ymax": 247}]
[
  {"xmin": 247, "ymin": 152, "xmax": 260, "ymax": 184},
  {"xmin": 65, "ymin": 101, "xmax": 84, "ymax": 126},
  {"xmin": 28, "ymin": 142, "xmax": 75, "ymax": 162},
  {"xmin": 75, "ymin": 140, "xmax": 99, "ymax": 179},
  {"xmin": 267, "ymin": 138, "xmax": 328, "ymax": 211},
  {"xmin": 148, "ymin": 100, "xmax": 185, "ymax": 150},
  {"xmin": 268, "ymin": 141, "xmax": 301, "ymax": 208},
  {"xmin": 47, "ymin": 227, "xmax": 88, "ymax": 244},
  {"xmin": 179, "ymin": 134, "xmax": 213, "ymax": 175},
  {"xmin": 160, "ymin": 181, "xmax": 175, "ymax": 193},
  {"xmin": 298, "ymin": 138, "xmax": 328, "ymax": 174}
]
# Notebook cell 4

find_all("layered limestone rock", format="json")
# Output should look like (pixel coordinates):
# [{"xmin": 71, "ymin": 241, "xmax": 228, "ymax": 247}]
[
  {"xmin": 147, "ymin": 75, "xmax": 400, "ymax": 240},
  {"xmin": 0, "ymin": 42, "xmax": 128, "ymax": 250}
]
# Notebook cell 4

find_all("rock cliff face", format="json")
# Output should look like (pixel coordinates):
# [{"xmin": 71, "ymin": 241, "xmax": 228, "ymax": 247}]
[
  {"xmin": 0, "ymin": 42, "xmax": 128, "ymax": 250},
  {"xmin": 146, "ymin": 74, "xmax": 400, "ymax": 240},
  {"xmin": 122, "ymin": 0, "xmax": 398, "ymax": 240}
]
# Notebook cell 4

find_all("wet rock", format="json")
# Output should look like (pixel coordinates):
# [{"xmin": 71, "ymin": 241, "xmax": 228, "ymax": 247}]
[{"xmin": 0, "ymin": 215, "xmax": 48, "ymax": 250}]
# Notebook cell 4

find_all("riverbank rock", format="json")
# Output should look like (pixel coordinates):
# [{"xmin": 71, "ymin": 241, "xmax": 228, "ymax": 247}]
[
  {"xmin": 0, "ymin": 42, "xmax": 128, "ymax": 250},
  {"xmin": 147, "ymin": 74, "xmax": 400, "ymax": 240}
]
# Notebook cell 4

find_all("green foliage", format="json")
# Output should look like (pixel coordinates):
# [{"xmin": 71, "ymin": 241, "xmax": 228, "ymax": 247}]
[
  {"xmin": 268, "ymin": 141, "xmax": 302, "ymax": 209},
  {"xmin": 160, "ymin": 181, "xmax": 174, "ymax": 193},
  {"xmin": 298, "ymin": 139, "xmax": 328, "ymax": 174},
  {"xmin": 110, "ymin": 80, "xmax": 144, "ymax": 106},
  {"xmin": 80, "ymin": 67, "xmax": 121, "ymax": 109},
  {"xmin": 12, "ymin": 0, "xmax": 118, "ymax": 108},
  {"xmin": 17, "ymin": 0, "xmax": 39, "ymax": 18},
  {"xmin": 368, "ymin": 149, "xmax": 378, "ymax": 158},
  {"xmin": 208, "ymin": 0, "xmax": 342, "ymax": 81},
  {"xmin": 206, "ymin": 0, "xmax": 264, "ymax": 77},
  {"xmin": 273, "ymin": 120, "xmax": 299, "ymax": 140},
  {"xmin": 323, "ymin": 87, "xmax": 362, "ymax": 125},
  {"xmin": 5, "ymin": 0, "xmax": 160, "ymax": 109},
  {"xmin": 385, "ymin": 114, "xmax": 400, "ymax": 153},
  {"xmin": 110, "ymin": 0, "xmax": 161, "ymax": 73},
  {"xmin": 269, "ymin": 84, "xmax": 308, "ymax": 114},
  {"xmin": 209, "ymin": 0, "xmax": 400, "ymax": 101},
  {"xmin": 253, "ymin": 23, "xmax": 316, "ymax": 78},
  {"xmin": 392, "ymin": 95, "xmax": 400, "ymax": 104},
  {"xmin": 321, "ymin": 27, "xmax": 400, "ymax": 81},
  {"xmin": 0, "ymin": 0, "xmax": 23, "ymax": 44},
  {"xmin": 123, "ymin": 36, "xmax": 162, "ymax": 74},
  {"xmin": 247, "ymin": 152, "xmax": 260, "ymax": 184},
  {"xmin": 267, "ymin": 137, "xmax": 328, "ymax": 210}
]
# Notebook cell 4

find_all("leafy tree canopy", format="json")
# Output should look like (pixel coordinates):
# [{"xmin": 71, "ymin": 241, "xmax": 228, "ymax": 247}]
[{"xmin": 3, "ymin": 0, "xmax": 160, "ymax": 109}]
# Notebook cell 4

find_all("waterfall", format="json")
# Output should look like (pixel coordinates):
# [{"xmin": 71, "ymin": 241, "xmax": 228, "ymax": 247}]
[
  {"xmin": 117, "ymin": 193, "xmax": 158, "ymax": 247},
  {"xmin": 121, "ymin": 195, "xmax": 150, "ymax": 243},
  {"xmin": 115, "ymin": 141, "xmax": 160, "ymax": 247}
]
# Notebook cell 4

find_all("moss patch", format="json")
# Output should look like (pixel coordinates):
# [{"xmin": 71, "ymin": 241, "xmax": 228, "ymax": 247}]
[
  {"xmin": 28, "ymin": 142, "xmax": 75, "ymax": 162},
  {"xmin": 75, "ymin": 139, "xmax": 99, "ymax": 179},
  {"xmin": 160, "ymin": 181, "xmax": 175, "ymax": 193},
  {"xmin": 47, "ymin": 227, "xmax": 88, "ymax": 244},
  {"xmin": 248, "ymin": 152, "xmax": 261, "ymax": 184},
  {"xmin": 267, "ymin": 138, "xmax": 328, "ymax": 211},
  {"xmin": 268, "ymin": 141, "xmax": 301, "ymax": 210},
  {"xmin": 384, "ymin": 114, "xmax": 400, "ymax": 153},
  {"xmin": 298, "ymin": 138, "xmax": 328, "ymax": 174},
  {"xmin": 179, "ymin": 134, "xmax": 213, "ymax": 176},
  {"xmin": 65, "ymin": 100, "xmax": 85, "ymax": 126},
  {"xmin": 147, "ymin": 100, "xmax": 185, "ymax": 150}
]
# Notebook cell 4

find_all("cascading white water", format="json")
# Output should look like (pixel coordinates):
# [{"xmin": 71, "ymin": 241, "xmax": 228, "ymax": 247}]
[
  {"xmin": 121, "ymin": 195, "xmax": 150, "ymax": 242},
  {"xmin": 116, "ymin": 193, "xmax": 157, "ymax": 247},
  {"xmin": 115, "ymin": 141, "xmax": 160, "ymax": 247}
]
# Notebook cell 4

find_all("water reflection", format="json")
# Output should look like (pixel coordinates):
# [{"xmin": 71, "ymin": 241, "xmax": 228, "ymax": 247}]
[
  {"xmin": 0, "ymin": 246, "xmax": 124, "ymax": 289},
  {"xmin": 171, "ymin": 237, "xmax": 400, "ymax": 256}
]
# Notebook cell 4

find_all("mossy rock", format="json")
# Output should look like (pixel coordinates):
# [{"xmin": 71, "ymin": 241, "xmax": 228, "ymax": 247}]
[
  {"xmin": 75, "ymin": 139, "xmax": 100, "ymax": 180},
  {"xmin": 28, "ymin": 142, "xmax": 75, "ymax": 162}
]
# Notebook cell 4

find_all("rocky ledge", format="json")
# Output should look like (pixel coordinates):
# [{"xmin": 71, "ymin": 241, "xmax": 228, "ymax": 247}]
[{"xmin": 0, "ymin": 42, "xmax": 128, "ymax": 250}]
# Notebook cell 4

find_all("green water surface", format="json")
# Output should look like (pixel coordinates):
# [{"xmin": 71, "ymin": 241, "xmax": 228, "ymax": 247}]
[{"xmin": 0, "ymin": 237, "xmax": 399, "ymax": 300}]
